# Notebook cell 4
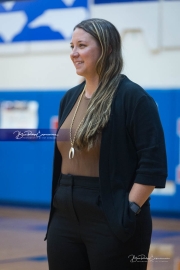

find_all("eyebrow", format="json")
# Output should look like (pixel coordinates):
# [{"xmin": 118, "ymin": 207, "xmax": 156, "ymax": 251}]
[{"xmin": 70, "ymin": 40, "xmax": 86, "ymax": 44}]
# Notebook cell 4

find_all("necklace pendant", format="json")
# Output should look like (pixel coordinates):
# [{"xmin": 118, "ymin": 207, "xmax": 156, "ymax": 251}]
[{"xmin": 69, "ymin": 147, "xmax": 74, "ymax": 159}]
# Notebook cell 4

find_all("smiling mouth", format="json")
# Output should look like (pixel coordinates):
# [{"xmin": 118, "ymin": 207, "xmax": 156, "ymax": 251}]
[{"xmin": 74, "ymin": 62, "xmax": 83, "ymax": 65}]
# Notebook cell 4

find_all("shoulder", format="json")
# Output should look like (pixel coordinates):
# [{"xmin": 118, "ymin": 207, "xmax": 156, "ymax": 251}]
[
  {"xmin": 116, "ymin": 74, "xmax": 156, "ymax": 109},
  {"xmin": 117, "ymin": 75, "xmax": 151, "ymax": 100}
]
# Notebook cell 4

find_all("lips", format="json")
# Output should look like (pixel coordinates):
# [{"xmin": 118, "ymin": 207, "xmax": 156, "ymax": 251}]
[{"xmin": 74, "ymin": 61, "xmax": 83, "ymax": 66}]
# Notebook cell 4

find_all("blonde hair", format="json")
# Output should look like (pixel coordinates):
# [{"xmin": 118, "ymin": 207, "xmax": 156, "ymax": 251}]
[{"xmin": 74, "ymin": 18, "xmax": 123, "ymax": 150}]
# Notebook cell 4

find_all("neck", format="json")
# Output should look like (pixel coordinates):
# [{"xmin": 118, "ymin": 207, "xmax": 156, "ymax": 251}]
[{"xmin": 84, "ymin": 76, "xmax": 99, "ymax": 99}]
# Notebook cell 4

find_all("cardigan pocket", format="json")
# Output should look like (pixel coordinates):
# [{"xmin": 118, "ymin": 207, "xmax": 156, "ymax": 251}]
[
  {"xmin": 121, "ymin": 192, "xmax": 137, "ymax": 239},
  {"xmin": 111, "ymin": 189, "xmax": 137, "ymax": 242}
]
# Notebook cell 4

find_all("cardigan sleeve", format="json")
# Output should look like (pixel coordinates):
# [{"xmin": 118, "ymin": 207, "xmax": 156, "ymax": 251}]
[{"xmin": 129, "ymin": 95, "xmax": 167, "ymax": 188}]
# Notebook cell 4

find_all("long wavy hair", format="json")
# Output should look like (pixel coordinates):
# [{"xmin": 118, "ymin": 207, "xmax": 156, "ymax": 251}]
[{"xmin": 73, "ymin": 18, "xmax": 123, "ymax": 150}]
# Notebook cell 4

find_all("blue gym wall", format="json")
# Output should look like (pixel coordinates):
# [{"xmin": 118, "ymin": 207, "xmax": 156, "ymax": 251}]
[{"xmin": 0, "ymin": 89, "xmax": 180, "ymax": 213}]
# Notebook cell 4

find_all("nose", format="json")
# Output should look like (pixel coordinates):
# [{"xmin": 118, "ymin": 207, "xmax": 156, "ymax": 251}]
[{"xmin": 70, "ymin": 48, "xmax": 79, "ymax": 59}]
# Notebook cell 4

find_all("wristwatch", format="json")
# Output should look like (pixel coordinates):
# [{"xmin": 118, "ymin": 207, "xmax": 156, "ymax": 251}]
[{"xmin": 129, "ymin": 201, "xmax": 141, "ymax": 215}]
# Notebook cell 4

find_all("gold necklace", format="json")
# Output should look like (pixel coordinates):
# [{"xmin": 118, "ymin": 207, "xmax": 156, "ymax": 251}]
[{"xmin": 69, "ymin": 85, "xmax": 86, "ymax": 159}]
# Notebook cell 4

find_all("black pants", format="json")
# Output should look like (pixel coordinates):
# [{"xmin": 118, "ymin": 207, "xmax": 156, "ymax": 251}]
[{"xmin": 47, "ymin": 174, "xmax": 152, "ymax": 270}]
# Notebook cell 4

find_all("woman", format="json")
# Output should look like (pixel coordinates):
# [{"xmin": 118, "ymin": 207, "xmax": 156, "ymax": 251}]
[{"xmin": 45, "ymin": 18, "xmax": 167, "ymax": 270}]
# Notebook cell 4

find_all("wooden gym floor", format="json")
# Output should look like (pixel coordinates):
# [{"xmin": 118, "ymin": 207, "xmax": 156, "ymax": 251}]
[{"xmin": 0, "ymin": 206, "xmax": 180, "ymax": 270}]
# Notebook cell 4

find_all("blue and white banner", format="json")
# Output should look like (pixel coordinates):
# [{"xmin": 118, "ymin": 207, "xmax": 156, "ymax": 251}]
[{"xmin": 0, "ymin": 0, "xmax": 89, "ymax": 43}]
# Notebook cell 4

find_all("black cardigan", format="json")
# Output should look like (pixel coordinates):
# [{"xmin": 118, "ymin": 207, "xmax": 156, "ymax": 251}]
[{"xmin": 45, "ymin": 75, "xmax": 167, "ymax": 242}]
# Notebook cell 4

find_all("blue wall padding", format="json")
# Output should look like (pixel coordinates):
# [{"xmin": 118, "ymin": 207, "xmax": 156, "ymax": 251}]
[{"xmin": 0, "ymin": 89, "xmax": 180, "ymax": 213}]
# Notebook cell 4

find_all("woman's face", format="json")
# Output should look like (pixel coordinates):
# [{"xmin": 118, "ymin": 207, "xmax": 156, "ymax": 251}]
[{"xmin": 70, "ymin": 28, "xmax": 101, "ymax": 80}]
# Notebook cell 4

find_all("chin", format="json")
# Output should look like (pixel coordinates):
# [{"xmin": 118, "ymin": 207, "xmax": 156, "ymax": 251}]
[{"xmin": 76, "ymin": 70, "xmax": 85, "ymax": 77}]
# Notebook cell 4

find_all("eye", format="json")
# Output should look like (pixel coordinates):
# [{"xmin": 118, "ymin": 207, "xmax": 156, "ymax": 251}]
[
  {"xmin": 70, "ymin": 45, "xmax": 74, "ymax": 49},
  {"xmin": 79, "ymin": 44, "xmax": 85, "ymax": 48}
]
